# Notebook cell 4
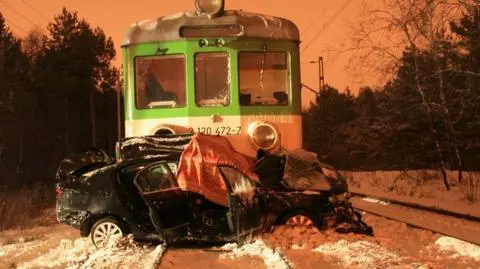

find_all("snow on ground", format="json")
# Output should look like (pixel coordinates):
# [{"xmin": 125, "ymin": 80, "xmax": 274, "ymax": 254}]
[
  {"xmin": 18, "ymin": 236, "xmax": 165, "ymax": 269},
  {"xmin": 1, "ymin": 239, "xmax": 44, "ymax": 259},
  {"xmin": 220, "ymin": 240, "xmax": 293, "ymax": 269},
  {"xmin": 312, "ymin": 239, "xmax": 405, "ymax": 269},
  {"xmin": 434, "ymin": 236, "xmax": 480, "ymax": 261}
]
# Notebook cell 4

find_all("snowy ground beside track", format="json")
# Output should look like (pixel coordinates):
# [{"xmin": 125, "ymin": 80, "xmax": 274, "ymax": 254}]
[{"xmin": 1, "ymin": 213, "xmax": 480, "ymax": 269}]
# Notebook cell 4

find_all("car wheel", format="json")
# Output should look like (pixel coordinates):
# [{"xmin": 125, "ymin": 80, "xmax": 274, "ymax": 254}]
[
  {"xmin": 280, "ymin": 211, "xmax": 320, "ymax": 228},
  {"xmin": 90, "ymin": 217, "xmax": 125, "ymax": 248}
]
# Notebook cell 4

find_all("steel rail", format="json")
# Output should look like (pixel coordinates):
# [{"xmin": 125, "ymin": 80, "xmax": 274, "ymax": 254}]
[
  {"xmin": 349, "ymin": 192, "xmax": 480, "ymax": 246},
  {"xmin": 350, "ymin": 191, "xmax": 480, "ymax": 222}
]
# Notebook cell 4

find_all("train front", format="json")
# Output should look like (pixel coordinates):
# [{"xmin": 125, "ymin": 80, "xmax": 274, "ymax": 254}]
[{"xmin": 121, "ymin": 0, "xmax": 302, "ymax": 157}]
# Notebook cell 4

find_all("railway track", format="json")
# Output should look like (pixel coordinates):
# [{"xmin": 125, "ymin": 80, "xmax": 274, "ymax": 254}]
[{"xmin": 350, "ymin": 192, "xmax": 480, "ymax": 246}]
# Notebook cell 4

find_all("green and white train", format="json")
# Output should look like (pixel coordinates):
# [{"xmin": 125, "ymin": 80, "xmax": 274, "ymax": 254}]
[{"xmin": 121, "ymin": 0, "xmax": 302, "ymax": 157}]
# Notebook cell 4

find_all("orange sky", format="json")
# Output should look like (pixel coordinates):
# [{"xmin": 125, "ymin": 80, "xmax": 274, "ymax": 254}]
[{"xmin": 1, "ymin": 0, "xmax": 383, "ymax": 107}]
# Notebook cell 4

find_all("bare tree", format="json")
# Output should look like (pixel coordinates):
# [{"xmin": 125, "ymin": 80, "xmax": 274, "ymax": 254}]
[{"xmin": 345, "ymin": 0, "xmax": 474, "ymax": 190}]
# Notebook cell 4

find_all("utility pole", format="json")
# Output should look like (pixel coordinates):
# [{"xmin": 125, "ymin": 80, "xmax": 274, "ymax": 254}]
[{"xmin": 308, "ymin": 56, "xmax": 325, "ymax": 91}]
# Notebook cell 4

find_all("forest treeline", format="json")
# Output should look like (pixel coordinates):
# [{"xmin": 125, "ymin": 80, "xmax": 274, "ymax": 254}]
[
  {"xmin": 0, "ymin": 9, "xmax": 120, "ymax": 188},
  {"xmin": 304, "ymin": 3, "xmax": 480, "ymax": 172}
]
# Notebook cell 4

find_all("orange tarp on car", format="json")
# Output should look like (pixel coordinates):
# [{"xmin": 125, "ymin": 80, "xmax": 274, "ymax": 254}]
[{"xmin": 176, "ymin": 134, "xmax": 259, "ymax": 206}]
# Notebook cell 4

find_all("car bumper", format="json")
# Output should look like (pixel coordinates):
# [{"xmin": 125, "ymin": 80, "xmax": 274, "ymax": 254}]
[{"xmin": 56, "ymin": 202, "xmax": 90, "ymax": 229}]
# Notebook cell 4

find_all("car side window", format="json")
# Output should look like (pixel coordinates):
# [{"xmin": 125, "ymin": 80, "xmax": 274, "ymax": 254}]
[{"xmin": 136, "ymin": 163, "xmax": 177, "ymax": 193}]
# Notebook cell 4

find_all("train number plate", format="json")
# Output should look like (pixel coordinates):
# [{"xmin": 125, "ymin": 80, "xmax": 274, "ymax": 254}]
[{"xmin": 196, "ymin": 126, "xmax": 241, "ymax": 135}]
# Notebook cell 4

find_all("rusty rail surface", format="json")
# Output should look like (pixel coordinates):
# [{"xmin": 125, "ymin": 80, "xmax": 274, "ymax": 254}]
[
  {"xmin": 350, "ymin": 192, "xmax": 480, "ymax": 246},
  {"xmin": 350, "ymin": 191, "xmax": 480, "ymax": 223}
]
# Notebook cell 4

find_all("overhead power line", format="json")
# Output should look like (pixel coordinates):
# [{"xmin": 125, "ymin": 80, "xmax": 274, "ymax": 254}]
[
  {"xmin": 21, "ymin": 0, "xmax": 50, "ymax": 22},
  {"xmin": 301, "ymin": 0, "xmax": 354, "ymax": 53},
  {"xmin": 0, "ymin": 0, "xmax": 43, "ymax": 30},
  {"xmin": 4, "ymin": 18, "xmax": 27, "ymax": 34}
]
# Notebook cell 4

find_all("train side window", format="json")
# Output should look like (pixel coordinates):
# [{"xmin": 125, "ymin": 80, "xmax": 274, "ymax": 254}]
[
  {"xmin": 135, "ymin": 55, "xmax": 186, "ymax": 109},
  {"xmin": 195, "ymin": 52, "xmax": 230, "ymax": 107},
  {"xmin": 239, "ymin": 52, "xmax": 289, "ymax": 106}
]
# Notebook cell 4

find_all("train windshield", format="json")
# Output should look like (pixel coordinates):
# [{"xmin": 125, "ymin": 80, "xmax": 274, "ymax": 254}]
[
  {"xmin": 195, "ymin": 52, "xmax": 230, "ymax": 107},
  {"xmin": 135, "ymin": 55, "xmax": 186, "ymax": 109},
  {"xmin": 239, "ymin": 52, "xmax": 289, "ymax": 106}
]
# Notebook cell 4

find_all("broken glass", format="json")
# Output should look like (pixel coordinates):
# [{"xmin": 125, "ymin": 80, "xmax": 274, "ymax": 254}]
[
  {"xmin": 239, "ymin": 52, "xmax": 289, "ymax": 106},
  {"xmin": 195, "ymin": 52, "xmax": 230, "ymax": 107},
  {"xmin": 135, "ymin": 55, "xmax": 186, "ymax": 109}
]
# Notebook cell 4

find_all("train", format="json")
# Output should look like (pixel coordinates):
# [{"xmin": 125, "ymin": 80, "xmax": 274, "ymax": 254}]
[{"xmin": 120, "ymin": 0, "xmax": 302, "ymax": 157}]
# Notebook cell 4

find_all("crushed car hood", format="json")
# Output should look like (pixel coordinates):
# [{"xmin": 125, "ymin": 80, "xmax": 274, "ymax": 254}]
[{"xmin": 282, "ymin": 149, "xmax": 348, "ymax": 194}]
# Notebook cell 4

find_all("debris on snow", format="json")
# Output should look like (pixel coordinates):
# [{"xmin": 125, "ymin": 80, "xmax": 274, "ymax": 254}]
[
  {"xmin": 220, "ymin": 240, "xmax": 293, "ymax": 269},
  {"xmin": 362, "ymin": 197, "xmax": 391, "ymax": 206},
  {"xmin": 434, "ymin": 236, "xmax": 480, "ymax": 261},
  {"xmin": 313, "ymin": 240, "xmax": 404, "ymax": 268},
  {"xmin": 290, "ymin": 244, "xmax": 305, "ymax": 250},
  {"xmin": 1, "ymin": 239, "xmax": 43, "ymax": 259},
  {"xmin": 18, "ymin": 235, "xmax": 165, "ymax": 269},
  {"xmin": 18, "ymin": 238, "xmax": 94, "ymax": 269}
]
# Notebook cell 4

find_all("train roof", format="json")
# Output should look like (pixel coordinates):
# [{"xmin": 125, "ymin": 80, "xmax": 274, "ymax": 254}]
[{"xmin": 123, "ymin": 10, "xmax": 300, "ymax": 46}]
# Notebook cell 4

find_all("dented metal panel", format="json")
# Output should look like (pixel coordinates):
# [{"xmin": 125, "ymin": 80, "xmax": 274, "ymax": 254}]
[{"xmin": 123, "ymin": 10, "xmax": 300, "ymax": 46}]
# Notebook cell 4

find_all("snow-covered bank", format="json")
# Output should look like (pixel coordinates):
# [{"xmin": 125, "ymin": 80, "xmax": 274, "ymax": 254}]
[
  {"xmin": 220, "ymin": 240, "xmax": 293, "ymax": 269},
  {"xmin": 434, "ymin": 236, "xmax": 480, "ymax": 261},
  {"xmin": 18, "ymin": 236, "xmax": 165, "ymax": 269},
  {"xmin": 313, "ymin": 239, "xmax": 404, "ymax": 269}
]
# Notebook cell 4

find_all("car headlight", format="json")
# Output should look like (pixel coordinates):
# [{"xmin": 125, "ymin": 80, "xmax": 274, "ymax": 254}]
[{"xmin": 247, "ymin": 121, "xmax": 280, "ymax": 150}]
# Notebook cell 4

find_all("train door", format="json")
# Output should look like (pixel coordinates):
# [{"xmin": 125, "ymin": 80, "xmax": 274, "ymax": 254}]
[{"xmin": 189, "ymin": 49, "xmax": 242, "ymax": 136}]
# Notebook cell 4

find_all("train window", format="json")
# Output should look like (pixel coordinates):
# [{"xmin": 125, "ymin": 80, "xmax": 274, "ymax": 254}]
[
  {"xmin": 239, "ymin": 52, "xmax": 289, "ymax": 106},
  {"xmin": 135, "ymin": 55, "xmax": 186, "ymax": 109},
  {"xmin": 195, "ymin": 53, "xmax": 230, "ymax": 107}
]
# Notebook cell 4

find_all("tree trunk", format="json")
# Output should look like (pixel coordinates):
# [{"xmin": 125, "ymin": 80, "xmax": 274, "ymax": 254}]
[
  {"xmin": 412, "ymin": 50, "xmax": 450, "ymax": 191},
  {"xmin": 90, "ymin": 90, "xmax": 97, "ymax": 147},
  {"xmin": 13, "ymin": 129, "xmax": 24, "ymax": 183},
  {"xmin": 64, "ymin": 96, "xmax": 69, "ymax": 154},
  {"xmin": 437, "ymin": 67, "xmax": 463, "ymax": 183}
]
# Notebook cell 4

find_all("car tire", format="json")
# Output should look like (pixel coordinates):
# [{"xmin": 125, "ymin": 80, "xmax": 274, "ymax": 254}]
[
  {"xmin": 90, "ymin": 217, "xmax": 127, "ymax": 248},
  {"xmin": 278, "ymin": 210, "xmax": 322, "ymax": 229}
]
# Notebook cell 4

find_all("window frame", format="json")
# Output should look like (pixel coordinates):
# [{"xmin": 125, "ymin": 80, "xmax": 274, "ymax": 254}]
[
  {"xmin": 134, "ymin": 162, "xmax": 178, "ymax": 194},
  {"xmin": 237, "ymin": 51, "xmax": 291, "ymax": 107},
  {"xmin": 133, "ymin": 54, "xmax": 187, "ymax": 110},
  {"xmin": 193, "ymin": 51, "xmax": 231, "ymax": 108}
]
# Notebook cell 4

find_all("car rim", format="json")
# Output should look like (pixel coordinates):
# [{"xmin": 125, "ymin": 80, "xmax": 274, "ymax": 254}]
[
  {"xmin": 92, "ymin": 222, "xmax": 123, "ymax": 248},
  {"xmin": 286, "ymin": 215, "xmax": 314, "ymax": 227}
]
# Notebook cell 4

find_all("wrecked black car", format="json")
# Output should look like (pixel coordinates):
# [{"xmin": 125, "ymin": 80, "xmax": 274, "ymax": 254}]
[
  {"xmin": 254, "ymin": 149, "xmax": 371, "ymax": 234},
  {"xmin": 56, "ymin": 134, "xmax": 371, "ymax": 248}
]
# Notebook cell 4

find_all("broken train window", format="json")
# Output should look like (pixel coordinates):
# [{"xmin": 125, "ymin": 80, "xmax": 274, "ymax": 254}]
[
  {"xmin": 135, "ymin": 55, "xmax": 186, "ymax": 109},
  {"xmin": 239, "ymin": 52, "xmax": 289, "ymax": 106},
  {"xmin": 195, "ymin": 52, "xmax": 230, "ymax": 107}
]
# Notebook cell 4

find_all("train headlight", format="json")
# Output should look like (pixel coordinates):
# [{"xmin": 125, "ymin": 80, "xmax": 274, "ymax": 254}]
[
  {"xmin": 247, "ymin": 121, "xmax": 280, "ymax": 150},
  {"xmin": 195, "ymin": 0, "xmax": 224, "ymax": 17}
]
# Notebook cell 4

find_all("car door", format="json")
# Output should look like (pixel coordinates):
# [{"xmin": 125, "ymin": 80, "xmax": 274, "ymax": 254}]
[
  {"xmin": 218, "ymin": 165, "xmax": 264, "ymax": 244},
  {"xmin": 134, "ymin": 162, "xmax": 189, "ymax": 234}
]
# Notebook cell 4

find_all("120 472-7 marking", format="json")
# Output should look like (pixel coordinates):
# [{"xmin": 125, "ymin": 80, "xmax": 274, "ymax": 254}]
[{"xmin": 194, "ymin": 126, "xmax": 242, "ymax": 135}]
